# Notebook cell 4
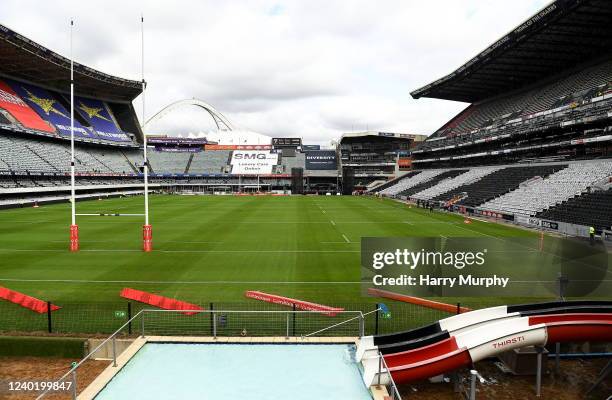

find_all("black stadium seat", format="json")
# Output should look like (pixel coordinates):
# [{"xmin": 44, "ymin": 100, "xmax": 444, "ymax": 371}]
[
  {"xmin": 537, "ymin": 188, "xmax": 612, "ymax": 232},
  {"xmin": 431, "ymin": 165, "xmax": 567, "ymax": 207},
  {"xmin": 398, "ymin": 169, "xmax": 468, "ymax": 198},
  {"xmin": 370, "ymin": 170, "xmax": 422, "ymax": 193}
]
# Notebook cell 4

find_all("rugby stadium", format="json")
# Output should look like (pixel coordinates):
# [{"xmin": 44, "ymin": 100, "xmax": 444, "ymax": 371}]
[{"xmin": 0, "ymin": 1, "xmax": 611, "ymax": 399}]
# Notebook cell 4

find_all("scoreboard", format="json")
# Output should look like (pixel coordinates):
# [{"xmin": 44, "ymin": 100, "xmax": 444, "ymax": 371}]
[{"xmin": 272, "ymin": 137, "xmax": 302, "ymax": 148}]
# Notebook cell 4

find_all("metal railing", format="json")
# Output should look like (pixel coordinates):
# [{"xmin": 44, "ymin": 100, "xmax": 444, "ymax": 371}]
[
  {"xmin": 35, "ymin": 309, "xmax": 138, "ymax": 400},
  {"xmin": 140, "ymin": 308, "xmax": 365, "ymax": 338},
  {"xmin": 377, "ymin": 350, "xmax": 402, "ymax": 400},
  {"xmin": 303, "ymin": 308, "xmax": 379, "ymax": 337},
  {"xmin": 36, "ymin": 308, "xmax": 367, "ymax": 399}
]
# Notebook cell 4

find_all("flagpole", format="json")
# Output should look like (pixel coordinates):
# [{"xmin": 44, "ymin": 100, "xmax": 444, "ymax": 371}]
[
  {"xmin": 69, "ymin": 19, "xmax": 79, "ymax": 252},
  {"xmin": 141, "ymin": 14, "xmax": 152, "ymax": 252}
]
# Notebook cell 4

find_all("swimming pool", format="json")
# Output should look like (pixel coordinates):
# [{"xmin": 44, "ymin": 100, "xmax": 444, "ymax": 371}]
[{"xmin": 93, "ymin": 343, "xmax": 372, "ymax": 400}]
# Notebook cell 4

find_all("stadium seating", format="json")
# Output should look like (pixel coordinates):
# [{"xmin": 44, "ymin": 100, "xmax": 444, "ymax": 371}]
[
  {"xmin": 480, "ymin": 161, "xmax": 612, "ymax": 216},
  {"xmin": 379, "ymin": 170, "xmax": 444, "ymax": 196},
  {"xmin": 0, "ymin": 134, "xmax": 137, "ymax": 174},
  {"xmin": 431, "ymin": 165, "xmax": 567, "ymax": 207},
  {"xmin": 148, "ymin": 151, "xmax": 191, "ymax": 174},
  {"xmin": 370, "ymin": 171, "xmax": 422, "ymax": 193},
  {"xmin": 0, "ymin": 135, "xmax": 48, "ymax": 172},
  {"xmin": 411, "ymin": 167, "xmax": 501, "ymax": 201},
  {"xmin": 536, "ymin": 188, "xmax": 612, "ymax": 231},
  {"xmin": 399, "ymin": 169, "xmax": 468, "ymax": 198},
  {"xmin": 0, "ymin": 176, "xmax": 142, "ymax": 189},
  {"xmin": 432, "ymin": 59, "xmax": 612, "ymax": 140},
  {"xmin": 188, "ymin": 150, "xmax": 232, "ymax": 174},
  {"xmin": 0, "ymin": 177, "xmax": 20, "ymax": 188}
]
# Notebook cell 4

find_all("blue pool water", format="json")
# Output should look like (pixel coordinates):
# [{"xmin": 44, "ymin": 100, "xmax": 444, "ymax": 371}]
[{"xmin": 94, "ymin": 343, "xmax": 372, "ymax": 400}]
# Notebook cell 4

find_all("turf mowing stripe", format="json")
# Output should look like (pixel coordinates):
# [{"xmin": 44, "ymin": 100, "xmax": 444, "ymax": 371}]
[
  {"xmin": 451, "ymin": 221, "xmax": 502, "ymax": 239},
  {"xmin": 0, "ymin": 195, "xmax": 568, "ymax": 306},
  {"xmin": 49, "ymin": 240, "xmax": 224, "ymax": 244},
  {"xmin": 0, "ymin": 278, "xmax": 362, "ymax": 284},
  {"xmin": 0, "ymin": 248, "xmax": 360, "ymax": 253},
  {"xmin": 161, "ymin": 241, "xmax": 224, "ymax": 244},
  {"xmin": 18, "ymin": 220, "xmax": 464, "ymax": 224}
]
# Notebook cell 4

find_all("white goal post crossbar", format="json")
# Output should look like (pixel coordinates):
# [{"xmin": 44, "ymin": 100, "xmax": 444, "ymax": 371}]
[{"xmin": 75, "ymin": 213, "xmax": 146, "ymax": 217}]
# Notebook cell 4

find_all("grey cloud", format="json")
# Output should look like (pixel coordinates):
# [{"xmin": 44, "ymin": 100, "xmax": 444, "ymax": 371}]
[{"xmin": 1, "ymin": 0, "xmax": 546, "ymax": 144}]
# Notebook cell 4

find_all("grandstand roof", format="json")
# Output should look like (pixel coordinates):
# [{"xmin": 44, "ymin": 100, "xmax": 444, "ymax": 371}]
[
  {"xmin": 0, "ymin": 24, "xmax": 142, "ymax": 102},
  {"xmin": 411, "ymin": 0, "xmax": 612, "ymax": 103},
  {"xmin": 340, "ymin": 131, "xmax": 426, "ymax": 143}
]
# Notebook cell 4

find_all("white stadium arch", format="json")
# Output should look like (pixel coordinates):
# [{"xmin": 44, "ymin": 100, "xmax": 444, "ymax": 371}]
[{"xmin": 143, "ymin": 98, "xmax": 236, "ymax": 132}]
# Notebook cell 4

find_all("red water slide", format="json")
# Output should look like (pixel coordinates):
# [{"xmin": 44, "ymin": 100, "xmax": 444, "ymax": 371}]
[{"xmin": 362, "ymin": 312, "xmax": 612, "ymax": 386}]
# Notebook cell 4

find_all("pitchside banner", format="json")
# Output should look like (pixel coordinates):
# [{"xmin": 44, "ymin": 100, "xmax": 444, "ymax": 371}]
[
  {"xmin": 305, "ymin": 150, "xmax": 337, "ymax": 170},
  {"xmin": 155, "ymin": 147, "xmax": 202, "ymax": 153},
  {"xmin": 230, "ymin": 150, "xmax": 279, "ymax": 174},
  {"xmin": 361, "ymin": 237, "xmax": 610, "ymax": 297}
]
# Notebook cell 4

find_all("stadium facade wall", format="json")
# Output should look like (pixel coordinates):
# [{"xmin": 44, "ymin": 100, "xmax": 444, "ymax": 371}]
[{"xmin": 514, "ymin": 215, "xmax": 591, "ymax": 238}]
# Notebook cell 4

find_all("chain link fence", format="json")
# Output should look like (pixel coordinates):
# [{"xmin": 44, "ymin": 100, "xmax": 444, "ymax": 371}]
[
  {"xmin": 0, "ymin": 297, "xmax": 558, "ymax": 337},
  {"xmin": 0, "ymin": 300, "xmax": 460, "ymax": 337}
]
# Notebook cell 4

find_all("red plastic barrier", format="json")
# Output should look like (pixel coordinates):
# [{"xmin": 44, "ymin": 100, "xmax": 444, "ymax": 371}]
[
  {"xmin": 367, "ymin": 288, "xmax": 472, "ymax": 314},
  {"xmin": 120, "ymin": 288, "xmax": 203, "ymax": 315},
  {"xmin": 245, "ymin": 291, "xmax": 344, "ymax": 316},
  {"xmin": 0, "ymin": 287, "xmax": 60, "ymax": 313}
]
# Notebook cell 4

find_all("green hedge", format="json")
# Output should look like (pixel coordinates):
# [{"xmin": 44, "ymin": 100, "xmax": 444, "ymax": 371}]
[{"xmin": 0, "ymin": 336, "xmax": 85, "ymax": 358}]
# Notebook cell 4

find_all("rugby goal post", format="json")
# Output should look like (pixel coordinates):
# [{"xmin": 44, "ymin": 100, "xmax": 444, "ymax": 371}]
[{"xmin": 68, "ymin": 17, "xmax": 152, "ymax": 252}]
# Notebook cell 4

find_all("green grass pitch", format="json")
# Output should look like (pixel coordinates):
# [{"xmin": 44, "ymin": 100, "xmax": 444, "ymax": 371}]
[{"xmin": 0, "ymin": 194, "xmax": 535, "ymax": 306}]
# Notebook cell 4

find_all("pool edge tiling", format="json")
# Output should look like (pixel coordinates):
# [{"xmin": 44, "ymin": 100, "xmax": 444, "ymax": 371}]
[{"xmin": 78, "ymin": 336, "xmax": 363, "ymax": 400}]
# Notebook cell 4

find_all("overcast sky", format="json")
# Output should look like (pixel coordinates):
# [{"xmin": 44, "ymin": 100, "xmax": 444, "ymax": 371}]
[{"xmin": 2, "ymin": 0, "xmax": 548, "ymax": 144}]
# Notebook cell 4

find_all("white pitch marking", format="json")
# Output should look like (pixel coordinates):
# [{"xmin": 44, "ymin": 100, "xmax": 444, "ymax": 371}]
[
  {"xmin": 342, "ymin": 234, "xmax": 351, "ymax": 243},
  {"xmin": 330, "ymin": 220, "xmax": 336, "ymax": 226}
]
